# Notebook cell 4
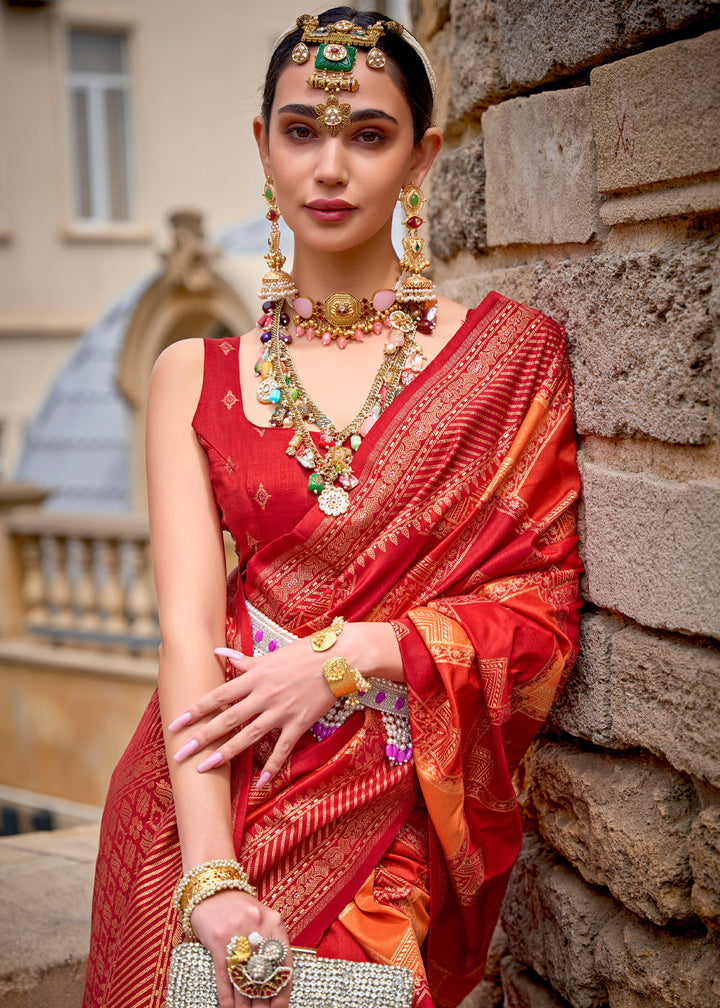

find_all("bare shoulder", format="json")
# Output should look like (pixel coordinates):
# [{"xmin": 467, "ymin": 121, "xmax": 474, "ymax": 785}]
[
  {"xmin": 418, "ymin": 295, "xmax": 470, "ymax": 361},
  {"xmin": 148, "ymin": 338, "xmax": 205, "ymax": 418},
  {"xmin": 436, "ymin": 295, "xmax": 469, "ymax": 334},
  {"xmin": 152, "ymin": 337, "xmax": 205, "ymax": 380}
]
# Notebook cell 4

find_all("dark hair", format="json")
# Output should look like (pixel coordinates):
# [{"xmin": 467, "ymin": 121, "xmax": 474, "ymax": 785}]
[{"xmin": 261, "ymin": 6, "xmax": 434, "ymax": 146}]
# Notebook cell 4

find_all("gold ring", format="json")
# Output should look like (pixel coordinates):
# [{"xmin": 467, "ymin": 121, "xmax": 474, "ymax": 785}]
[{"xmin": 227, "ymin": 934, "xmax": 291, "ymax": 999}]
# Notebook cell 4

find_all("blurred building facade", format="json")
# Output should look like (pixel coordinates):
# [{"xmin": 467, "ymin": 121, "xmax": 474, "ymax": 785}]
[
  {"xmin": 0, "ymin": 0, "xmax": 409, "ymax": 816},
  {"xmin": 0, "ymin": 0, "xmax": 409, "ymax": 479}
]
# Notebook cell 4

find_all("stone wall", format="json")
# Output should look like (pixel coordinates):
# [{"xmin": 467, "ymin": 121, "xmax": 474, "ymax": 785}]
[{"xmin": 414, "ymin": 2, "xmax": 720, "ymax": 1006}]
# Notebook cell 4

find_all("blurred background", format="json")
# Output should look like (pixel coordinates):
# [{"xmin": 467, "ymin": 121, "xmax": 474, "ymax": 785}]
[{"xmin": 0, "ymin": 0, "xmax": 410, "ymax": 834}]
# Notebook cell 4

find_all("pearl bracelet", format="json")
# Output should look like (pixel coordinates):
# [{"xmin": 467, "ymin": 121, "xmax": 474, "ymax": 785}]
[{"xmin": 173, "ymin": 859, "xmax": 257, "ymax": 940}]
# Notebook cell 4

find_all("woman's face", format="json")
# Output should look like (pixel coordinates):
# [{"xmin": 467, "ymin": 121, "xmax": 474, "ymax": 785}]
[{"xmin": 255, "ymin": 56, "xmax": 437, "ymax": 256}]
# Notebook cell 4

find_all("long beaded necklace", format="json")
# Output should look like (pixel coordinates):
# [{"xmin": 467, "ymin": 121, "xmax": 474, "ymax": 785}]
[{"xmin": 256, "ymin": 297, "xmax": 426, "ymax": 516}]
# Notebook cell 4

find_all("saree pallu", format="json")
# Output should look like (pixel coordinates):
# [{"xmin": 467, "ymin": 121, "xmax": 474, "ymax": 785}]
[{"xmin": 83, "ymin": 292, "xmax": 582, "ymax": 1008}]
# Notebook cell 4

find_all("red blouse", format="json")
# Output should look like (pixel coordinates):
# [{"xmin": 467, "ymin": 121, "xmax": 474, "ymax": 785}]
[{"xmin": 192, "ymin": 335, "xmax": 318, "ymax": 569}]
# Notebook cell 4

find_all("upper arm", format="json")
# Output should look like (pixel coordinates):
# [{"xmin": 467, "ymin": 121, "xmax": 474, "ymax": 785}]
[{"xmin": 146, "ymin": 339, "xmax": 228, "ymax": 646}]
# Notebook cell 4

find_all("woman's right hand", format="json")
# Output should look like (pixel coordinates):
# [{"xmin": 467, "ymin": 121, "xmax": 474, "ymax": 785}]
[{"xmin": 189, "ymin": 889, "xmax": 293, "ymax": 1008}]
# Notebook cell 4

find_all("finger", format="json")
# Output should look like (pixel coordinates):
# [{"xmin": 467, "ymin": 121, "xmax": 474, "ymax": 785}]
[
  {"xmin": 214, "ymin": 647, "xmax": 245, "ymax": 660},
  {"xmin": 269, "ymin": 946, "xmax": 294, "ymax": 1008},
  {"xmin": 174, "ymin": 696, "xmax": 257, "ymax": 763},
  {"xmin": 258, "ymin": 727, "xmax": 304, "ymax": 784},
  {"xmin": 196, "ymin": 710, "xmax": 281, "ymax": 771},
  {"xmin": 167, "ymin": 672, "xmax": 248, "ymax": 733},
  {"xmin": 170, "ymin": 674, "xmax": 256, "ymax": 736},
  {"xmin": 214, "ymin": 956, "xmax": 241, "ymax": 1008},
  {"xmin": 216, "ymin": 648, "xmax": 255, "ymax": 674}
]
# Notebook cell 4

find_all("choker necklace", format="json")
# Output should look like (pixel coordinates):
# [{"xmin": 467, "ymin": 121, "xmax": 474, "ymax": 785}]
[
  {"xmin": 255, "ymin": 298, "xmax": 427, "ymax": 515},
  {"xmin": 293, "ymin": 288, "xmax": 396, "ymax": 347},
  {"xmin": 257, "ymin": 291, "xmax": 438, "ymax": 351}
]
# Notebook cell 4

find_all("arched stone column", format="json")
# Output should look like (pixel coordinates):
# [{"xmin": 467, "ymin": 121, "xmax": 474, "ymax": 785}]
[{"xmin": 117, "ymin": 210, "xmax": 253, "ymax": 509}]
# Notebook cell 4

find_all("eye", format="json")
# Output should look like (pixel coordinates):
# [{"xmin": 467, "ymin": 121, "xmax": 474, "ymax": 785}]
[
  {"xmin": 355, "ymin": 129, "xmax": 385, "ymax": 145},
  {"xmin": 285, "ymin": 123, "xmax": 316, "ymax": 141}
]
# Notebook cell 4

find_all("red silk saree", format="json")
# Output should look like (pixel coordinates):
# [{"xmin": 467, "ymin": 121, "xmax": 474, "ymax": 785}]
[{"xmin": 83, "ymin": 292, "xmax": 582, "ymax": 1008}]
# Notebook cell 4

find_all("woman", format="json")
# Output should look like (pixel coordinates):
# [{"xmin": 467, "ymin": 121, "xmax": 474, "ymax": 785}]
[{"xmin": 83, "ymin": 8, "xmax": 582, "ymax": 1008}]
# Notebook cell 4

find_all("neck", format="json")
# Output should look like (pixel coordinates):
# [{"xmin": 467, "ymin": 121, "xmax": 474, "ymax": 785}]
[{"xmin": 290, "ymin": 234, "xmax": 401, "ymax": 302}]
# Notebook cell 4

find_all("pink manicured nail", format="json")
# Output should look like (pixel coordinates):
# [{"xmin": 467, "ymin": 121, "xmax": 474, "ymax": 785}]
[
  {"xmin": 174, "ymin": 738, "xmax": 199, "ymax": 762},
  {"xmin": 197, "ymin": 751, "xmax": 223, "ymax": 772},
  {"xmin": 257, "ymin": 771, "xmax": 272, "ymax": 788},
  {"xmin": 215, "ymin": 647, "xmax": 244, "ymax": 659},
  {"xmin": 168, "ymin": 711, "xmax": 192, "ymax": 732}
]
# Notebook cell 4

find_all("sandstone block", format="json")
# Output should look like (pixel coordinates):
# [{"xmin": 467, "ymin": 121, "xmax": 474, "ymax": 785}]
[
  {"xmin": 411, "ymin": 0, "xmax": 451, "ymax": 40},
  {"xmin": 0, "ymin": 825, "xmax": 96, "ymax": 1007},
  {"xmin": 591, "ymin": 30, "xmax": 720, "ymax": 223},
  {"xmin": 448, "ymin": 0, "xmax": 517, "ymax": 119},
  {"xmin": 496, "ymin": 0, "xmax": 619, "ymax": 85},
  {"xmin": 429, "ymin": 138, "xmax": 486, "ymax": 260},
  {"xmin": 530, "ymin": 238, "xmax": 719, "ymax": 445},
  {"xmin": 581, "ymin": 463, "xmax": 720, "ymax": 638},
  {"xmin": 500, "ymin": 957, "xmax": 567, "ymax": 1008},
  {"xmin": 550, "ymin": 612, "xmax": 622, "ymax": 744},
  {"xmin": 554, "ymin": 619, "xmax": 720, "ymax": 786},
  {"xmin": 608, "ymin": 627, "xmax": 720, "ymax": 787},
  {"xmin": 496, "ymin": 0, "xmax": 720, "ymax": 89},
  {"xmin": 596, "ymin": 913, "xmax": 720, "ymax": 1008},
  {"xmin": 688, "ymin": 806, "xmax": 720, "ymax": 926},
  {"xmin": 501, "ymin": 835, "xmax": 616, "ymax": 1008},
  {"xmin": 483, "ymin": 87, "xmax": 600, "ymax": 246},
  {"xmin": 529, "ymin": 742, "xmax": 697, "ymax": 923},
  {"xmin": 437, "ymin": 264, "xmax": 536, "ymax": 311}
]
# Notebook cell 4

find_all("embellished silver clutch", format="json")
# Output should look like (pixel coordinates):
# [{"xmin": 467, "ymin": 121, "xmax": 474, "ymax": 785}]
[{"xmin": 165, "ymin": 942, "xmax": 414, "ymax": 1008}]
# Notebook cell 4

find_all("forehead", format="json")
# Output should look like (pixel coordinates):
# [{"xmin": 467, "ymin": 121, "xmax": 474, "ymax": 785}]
[{"xmin": 272, "ymin": 56, "xmax": 412, "ymax": 122}]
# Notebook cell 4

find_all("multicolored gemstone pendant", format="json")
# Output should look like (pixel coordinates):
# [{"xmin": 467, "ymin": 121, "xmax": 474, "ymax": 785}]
[{"xmin": 255, "ymin": 297, "xmax": 429, "ymax": 518}]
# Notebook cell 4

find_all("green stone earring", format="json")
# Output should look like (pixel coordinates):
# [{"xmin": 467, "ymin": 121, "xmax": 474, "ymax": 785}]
[{"xmin": 395, "ymin": 184, "xmax": 436, "ymax": 307}]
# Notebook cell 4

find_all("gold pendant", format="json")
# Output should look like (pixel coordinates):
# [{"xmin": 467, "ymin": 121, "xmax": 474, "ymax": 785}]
[
  {"xmin": 318, "ymin": 486, "xmax": 350, "ymax": 516},
  {"xmin": 256, "ymin": 377, "xmax": 279, "ymax": 404}
]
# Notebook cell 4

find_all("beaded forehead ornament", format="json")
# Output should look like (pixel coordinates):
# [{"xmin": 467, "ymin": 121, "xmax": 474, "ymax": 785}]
[{"xmin": 282, "ymin": 14, "xmax": 436, "ymax": 135}]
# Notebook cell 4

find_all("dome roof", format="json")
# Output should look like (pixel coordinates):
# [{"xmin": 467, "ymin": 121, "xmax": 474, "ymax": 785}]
[
  {"xmin": 15, "ymin": 278, "xmax": 150, "ymax": 512},
  {"xmin": 14, "ymin": 217, "xmax": 274, "ymax": 512}
]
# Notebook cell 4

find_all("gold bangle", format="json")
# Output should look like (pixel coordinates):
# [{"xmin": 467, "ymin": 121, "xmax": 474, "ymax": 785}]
[
  {"xmin": 179, "ymin": 866, "xmax": 246, "ymax": 918},
  {"xmin": 311, "ymin": 616, "xmax": 345, "ymax": 652},
  {"xmin": 181, "ymin": 877, "xmax": 257, "ymax": 940},
  {"xmin": 321, "ymin": 656, "xmax": 370, "ymax": 703},
  {"xmin": 172, "ymin": 859, "xmax": 257, "ymax": 940}
]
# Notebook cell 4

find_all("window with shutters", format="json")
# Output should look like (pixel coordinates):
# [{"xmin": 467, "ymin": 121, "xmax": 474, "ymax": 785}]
[{"xmin": 67, "ymin": 29, "xmax": 133, "ymax": 223}]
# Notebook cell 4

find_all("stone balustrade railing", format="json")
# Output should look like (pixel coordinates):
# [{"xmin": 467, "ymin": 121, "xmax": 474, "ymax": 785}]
[{"xmin": 3, "ymin": 493, "xmax": 159, "ymax": 655}]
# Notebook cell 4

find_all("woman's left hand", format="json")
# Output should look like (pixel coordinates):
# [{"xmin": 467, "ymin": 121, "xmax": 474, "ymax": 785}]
[{"xmin": 168, "ymin": 635, "xmax": 338, "ymax": 784}]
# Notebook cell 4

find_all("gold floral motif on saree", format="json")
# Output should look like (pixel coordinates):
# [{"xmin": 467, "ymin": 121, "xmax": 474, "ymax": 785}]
[
  {"xmin": 444, "ymin": 830, "xmax": 487, "ymax": 907},
  {"xmin": 511, "ymin": 651, "xmax": 566, "ymax": 722}
]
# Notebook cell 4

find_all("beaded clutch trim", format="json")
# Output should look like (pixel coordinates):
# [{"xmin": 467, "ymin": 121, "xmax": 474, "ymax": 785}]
[
  {"xmin": 166, "ymin": 942, "xmax": 414, "ymax": 1008},
  {"xmin": 244, "ymin": 601, "xmax": 413, "ymax": 764}
]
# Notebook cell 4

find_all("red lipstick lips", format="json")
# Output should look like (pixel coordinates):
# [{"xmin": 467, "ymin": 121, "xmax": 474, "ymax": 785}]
[{"xmin": 305, "ymin": 199, "xmax": 356, "ymax": 223}]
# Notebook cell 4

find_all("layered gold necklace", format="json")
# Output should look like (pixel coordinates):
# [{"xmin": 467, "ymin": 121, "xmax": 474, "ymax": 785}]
[{"xmin": 255, "ymin": 297, "xmax": 426, "ymax": 515}]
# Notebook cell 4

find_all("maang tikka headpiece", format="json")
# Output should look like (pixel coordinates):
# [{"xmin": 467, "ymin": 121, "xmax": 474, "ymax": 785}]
[{"xmin": 290, "ymin": 15, "xmax": 397, "ymax": 134}]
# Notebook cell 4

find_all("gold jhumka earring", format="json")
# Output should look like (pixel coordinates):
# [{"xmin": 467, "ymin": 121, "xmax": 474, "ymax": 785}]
[
  {"xmin": 395, "ymin": 183, "xmax": 436, "ymax": 309},
  {"xmin": 258, "ymin": 177, "xmax": 297, "ymax": 303}
]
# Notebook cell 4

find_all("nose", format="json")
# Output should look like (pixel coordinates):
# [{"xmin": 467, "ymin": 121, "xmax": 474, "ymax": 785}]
[{"xmin": 313, "ymin": 137, "xmax": 349, "ymax": 187}]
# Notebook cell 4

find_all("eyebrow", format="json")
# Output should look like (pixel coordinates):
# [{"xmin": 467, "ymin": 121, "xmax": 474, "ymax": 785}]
[{"xmin": 277, "ymin": 103, "xmax": 398, "ymax": 125}]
